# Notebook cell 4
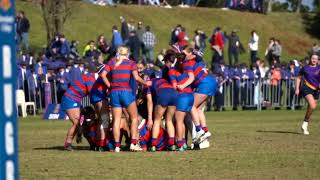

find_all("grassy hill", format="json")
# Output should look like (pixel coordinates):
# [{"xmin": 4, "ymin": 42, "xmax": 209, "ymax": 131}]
[{"xmin": 17, "ymin": 0, "xmax": 319, "ymax": 64}]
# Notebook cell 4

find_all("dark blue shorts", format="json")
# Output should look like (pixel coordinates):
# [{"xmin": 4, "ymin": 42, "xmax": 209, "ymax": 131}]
[
  {"xmin": 156, "ymin": 88, "xmax": 178, "ymax": 107},
  {"xmin": 301, "ymin": 84, "xmax": 319, "ymax": 100},
  {"xmin": 194, "ymin": 75, "xmax": 217, "ymax": 96},
  {"xmin": 61, "ymin": 95, "xmax": 81, "ymax": 111},
  {"xmin": 176, "ymin": 93, "xmax": 194, "ymax": 112},
  {"xmin": 90, "ymin": 89, "xmax": 108, "ymax": 104},
  {"xmin": 110, "ymin": 90, "xmax": 135, "ymax": 108}
]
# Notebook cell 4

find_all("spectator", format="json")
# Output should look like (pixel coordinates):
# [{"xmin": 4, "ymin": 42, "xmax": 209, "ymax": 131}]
[
  {"xmin": 59, "ymin": 34, "xmax": 71, "ymax": 59},
  {"xmin": 49, "ymin": 33, "xmax": 62, "ymax": 58},
  {"xmin": 69, "ymin": 40, "xmax": 80, "ymax": 60},
  {"xmin": 56, "ymin": 65, "xmax": 70, "ymax": 103},
  {"xmin": 34, "ymin": 53, "xmax": 48, "ymax": 76},
  {"xmin": 237, "ymin": 0, "xmax": 248, "ymax": 11},
  {"xmin": 136, "ymin": 21, "xmax": 145, "ymax": 42},
  {"xmin": 142, "ymin": 26, "xmax": 156, "ymax": 64},
  {"xmin": 126, "ymin": 31, "xmax": 142, "ymax": 61},
  {"xmin": 231, "ymin": 63, "xmax": 241, "ymax": 110},
  {"xmin": 128, "ymin": 19, "xmax": 135, "ymax": 32},
  {"xmin": 120, "ymin": 16, "xmax": 129, "ymax": 43},
  {"xmin": 228, "ymin": 30, "xmax": 240, "ymax": 66},
  {"xmin": 270, "ymin": 64, "xmax": 282, "ymax": 108},
  {"xmin": 16, "ymin": 11, "xmax": 30, "ymax": 52},
  {"xmin": 17, "ymin": 62, "xmax": 31, "ymax": 96},
  {"xmin": 272, "ymin": 39, "xmax": 282, "ymax": 63},
  {"xmin": 111, "ymin": 25, "xmax": 123, "ymax": 56},
  {"xmin": 27, "ymin": 68, "xmax": 41, "ymax": 110},
  {"xmin": 248, "ymin": 30, "xmax": 259, "ymax": 64},
  {"xmin": 265, "ymin": 37, "xmax": 275, "ymax": 66},
  {"xmin": 170, "ymin": 24, "xmax": 181, "ymax": 45},
  {"xmin": 251, "ymin": 63, "xmax": 261, "ymax": 106},
  {"xmin": 210, "ymin": 27, "xmax": 224, "ymax": 66},
  {"xmin": 83, "ymin": 40, "xmax": 99, "ymax": 58},
  {"xmin": 96, "ymin": 35, "xmax": 110, "ymax": 55},
  {"xmin": 193, "ymin": 29, "xmax": 207, "ymax": 52},
  {"xmin": 147, "ymin": 0, "xmax": 160, "ymax": 6},
  {"xmin": 177, "ymin": 27, "xmax": 189, "ymax": 49},
  {"xmin": 69, "ymin": 60, "xmax": 82, "ymax": 82}
]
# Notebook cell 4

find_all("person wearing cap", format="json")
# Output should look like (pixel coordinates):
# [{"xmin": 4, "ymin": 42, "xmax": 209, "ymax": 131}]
[
  {"xmin": 56, "ymin": 65, "xmax": 70, "ymax": 103},
  {"xmin": 228, "ymin": 30, "xmax": 240, "ymax": 66}
]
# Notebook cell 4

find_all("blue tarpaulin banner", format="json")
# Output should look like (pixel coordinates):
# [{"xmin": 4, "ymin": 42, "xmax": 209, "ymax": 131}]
[{"xmin": 0, "ymin": 0, "xmax": 19, "ymax": 179}]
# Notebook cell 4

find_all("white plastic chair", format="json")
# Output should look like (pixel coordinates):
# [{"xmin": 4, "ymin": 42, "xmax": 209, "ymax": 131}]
[{"xmin": 16, "ymin": 90, "xmax": 36, "ymax": 117}]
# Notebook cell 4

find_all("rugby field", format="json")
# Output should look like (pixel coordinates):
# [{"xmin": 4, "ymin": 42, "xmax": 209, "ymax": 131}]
[{"xmin": 19, "ymin": 110, "xmax": 320, "ymax": 179}]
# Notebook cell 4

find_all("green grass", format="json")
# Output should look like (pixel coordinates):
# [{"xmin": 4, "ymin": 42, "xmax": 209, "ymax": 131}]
[
  {"xmin": 17, "ymin": 0, "xmax": 319, "ymax": 64},
  {"xmin": 19, "ymin": 110, "xmax": 320, "ymax": 179}
]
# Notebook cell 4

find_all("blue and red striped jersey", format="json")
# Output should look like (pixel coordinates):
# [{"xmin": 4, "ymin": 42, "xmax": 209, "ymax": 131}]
[
  {"xmin": 145, "ymin": 78, "xmax": 174, "ymax": 94},
  {"xmin": 92, "ymin": 73, "xmax": 108, "ymax": 93},
  {"xmin": 64, "ymin": 73, "xmax": 96, "ymax": 102},
  {"xmin": 183, "ymin": 59, "xmax": 208, "ymax": 86},
  {"xmin": 103, "ymin": 58, "xmax": 137, "ymax": 91},
  {"xmin": 169, "ymin": 68, "xmax": 193, "ymax": 93},
  {"xmin": 139, "ymin": 120, "xmax": 167, "ymax": 151}
]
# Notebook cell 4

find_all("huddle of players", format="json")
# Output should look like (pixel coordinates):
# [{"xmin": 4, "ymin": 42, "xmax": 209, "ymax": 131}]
[{"xmin": 61, "ymin": 45, "xmax": 218, "ymax": 152}]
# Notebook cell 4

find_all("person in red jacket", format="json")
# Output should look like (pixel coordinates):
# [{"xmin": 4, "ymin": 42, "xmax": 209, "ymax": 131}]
[{"xmin": 210, "ymin": 27, "xmax": 224, "ymax": 65}]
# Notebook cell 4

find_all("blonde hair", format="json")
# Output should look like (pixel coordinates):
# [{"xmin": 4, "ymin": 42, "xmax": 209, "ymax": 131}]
[{"xmin": 116, "ymin": 46, "xmax": 129, "ymax": 62}]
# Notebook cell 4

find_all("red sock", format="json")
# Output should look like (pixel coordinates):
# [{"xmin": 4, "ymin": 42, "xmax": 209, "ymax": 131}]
[
  {"xmin": 131, "ymin": 139, "xmax": 137, "ymax": 145},
  {"xmin": 168, "ymin": 137, "xmax": 175, "ymax": 145},
  {"xmin": 202, "ymin": 127, "xmax": 208, "ymax": 133},
  {"xmin": 99, "ymin": 139, "xmax": 106, "ymax": 147},
  {"xmin": 115, "ymin": 142, "xmax": 121, "ymax": 148}
]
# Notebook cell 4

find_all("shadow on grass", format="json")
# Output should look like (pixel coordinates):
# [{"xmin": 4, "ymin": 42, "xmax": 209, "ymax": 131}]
[
  {"xmin": 33, "ymin": 146, "xmax": 91, "ymax": 151},
  {"xmin": 256, "ymin": 130, "xmax": 301, "ymax": 135}
]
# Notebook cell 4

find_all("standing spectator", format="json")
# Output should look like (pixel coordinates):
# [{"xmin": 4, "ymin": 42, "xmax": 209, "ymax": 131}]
[
  {"xmin": 251, "ymin": 63, "xmax": 261, "ymax": 106},
  {"xmin": 56, "ymin": 65, "xmax": 70, "ymax": 103},
  {"xmin": 142, "ymin": 26, "xmax": 156, "ymax": 64},
  {"xmin": 111, "ymin": 25, "xmax": 123, "ymax": 56},
  {"xmin": 136, "ymin": 21, "xmax": 145, "ymax": 42},
  {"xmin": 120, "ymin": 16, "xmax": 129, "ymax": 43},
  {"xmin": 248, "ymin": 30, "xmax": 259, "ymax": 64},
  {"xmin": 59, "ymin": 34, "xmax": 71, "ymax": 59},
  {"xmin": 69, "ymin": 60, "xmax": 82, "ymax": 83},
  {"xmin": 265, "ymin": 38, "xmax": 275, "ymax": 66},
  {"xmin": 34, "ymin": 53, "xmax": 48, "ymax": 76},
  {"xmin": 17, "ymin": 62, "xmax": 31, "ymax": 99},
  {"xmin": 16, "ymin": 11, "xmax": 30, "ymax": 52},
  {"xmin": 27, "ymin": 68, "xmax": 41, "ymax": 111},
  {"xmin": 210, "ymin": 27, "xmax": 224, "ymax": 66},
  {"xmin": 128, "ymin": 19, "xmax": 135, "ymax": 32},
  {"xmin": 272, "ymin": 39, "xmax": 282, "ymax": 63},
  {"xmin": 193, "ymin": 29, "xmax": 207, "ymax": 52},
  {"xmin": 177, "ymin": 27, "xmax": 189, "ymax": 49},
  {"xmin": 126, "ymin": 31, "xmax": 142, "ymax": 61},
  {"xmin": 170, "ymin": 24, "xmax": 181, "ymax": 45},
  {"xmin": 228, "ymin": 30, "xmax": 240, "ymax": 66},
  {"xmin": 230, "ymin": 63, "xmax": 241, "ymax": 110},
  {"xmin": 96, "ymin": 35, "xmax": 110, "ymax": 55},
  {"xmin": 270, "ymin": 64, "xmax": 282, "ymax": 108}
]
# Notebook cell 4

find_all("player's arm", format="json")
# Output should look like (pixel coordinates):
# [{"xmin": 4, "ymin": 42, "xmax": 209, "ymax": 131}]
[
  {"xmin": 146, "ymin": 93, "xmax": 153, "ymax": 129},
  {"xmin": 132, "ymin": 70, "xmax": 151, "ymax": 86},
  {"xmin": 178, "ymin": 71, "xmax": 195, "ymax": 90},
  {"xmin": 100, "ymin": 70, "xmax": 111, "ymax": 88}
]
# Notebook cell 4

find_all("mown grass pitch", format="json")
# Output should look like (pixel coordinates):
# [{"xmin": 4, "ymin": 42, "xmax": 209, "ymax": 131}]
[{"xmin": 19, "ymin": 110, "xmax": 320, "ymax": 179}]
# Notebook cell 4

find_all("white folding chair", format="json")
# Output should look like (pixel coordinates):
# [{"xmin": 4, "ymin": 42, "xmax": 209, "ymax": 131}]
[{"xmin": 16, "ymin": 90, "xmax": 36, "ymax": 117}]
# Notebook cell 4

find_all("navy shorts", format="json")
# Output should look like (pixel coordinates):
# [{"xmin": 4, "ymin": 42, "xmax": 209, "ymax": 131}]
[
  {"xmin": 110, "ymin": 90, "xmax": 135, "ymax": 108},
  {"xmin": 301, "ymin": 84, "xmax": 319, "ymax": 100},
  {"xmin": 156, "ymin": 88, "xmax": 178, "ymax": 106},
  {"xmin": 176, "ymin": 93, "xmax": 194, "ymax": 112}
]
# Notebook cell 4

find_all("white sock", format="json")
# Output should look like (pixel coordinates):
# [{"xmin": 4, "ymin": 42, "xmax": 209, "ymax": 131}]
[{"xmin": 302, "ymin": 121, "xmax": 308, "ymax": 128}]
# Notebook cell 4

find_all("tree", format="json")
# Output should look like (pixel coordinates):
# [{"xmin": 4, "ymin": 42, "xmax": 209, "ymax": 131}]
[
  {"xmin": 266, "ymin": 0, "xmax": 273, "ymax": 13},
  {"xmin": 39, "ymin": 0, "xmax": 73, "ymax": 45}
]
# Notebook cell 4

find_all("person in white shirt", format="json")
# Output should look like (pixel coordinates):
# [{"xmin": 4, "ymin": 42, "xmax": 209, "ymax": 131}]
[{"xmin": 248, "ymin": 30, "xmax": 259, "ymax": 64}]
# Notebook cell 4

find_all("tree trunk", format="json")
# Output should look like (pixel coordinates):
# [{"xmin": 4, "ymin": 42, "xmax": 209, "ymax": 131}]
[
  {"xmin": 296, "ymin": 0, "xmax": 302, "ymax": 13},
  {"xmin": 267, "ymin": 0, "xmax": 273, "ymax": 13}
]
